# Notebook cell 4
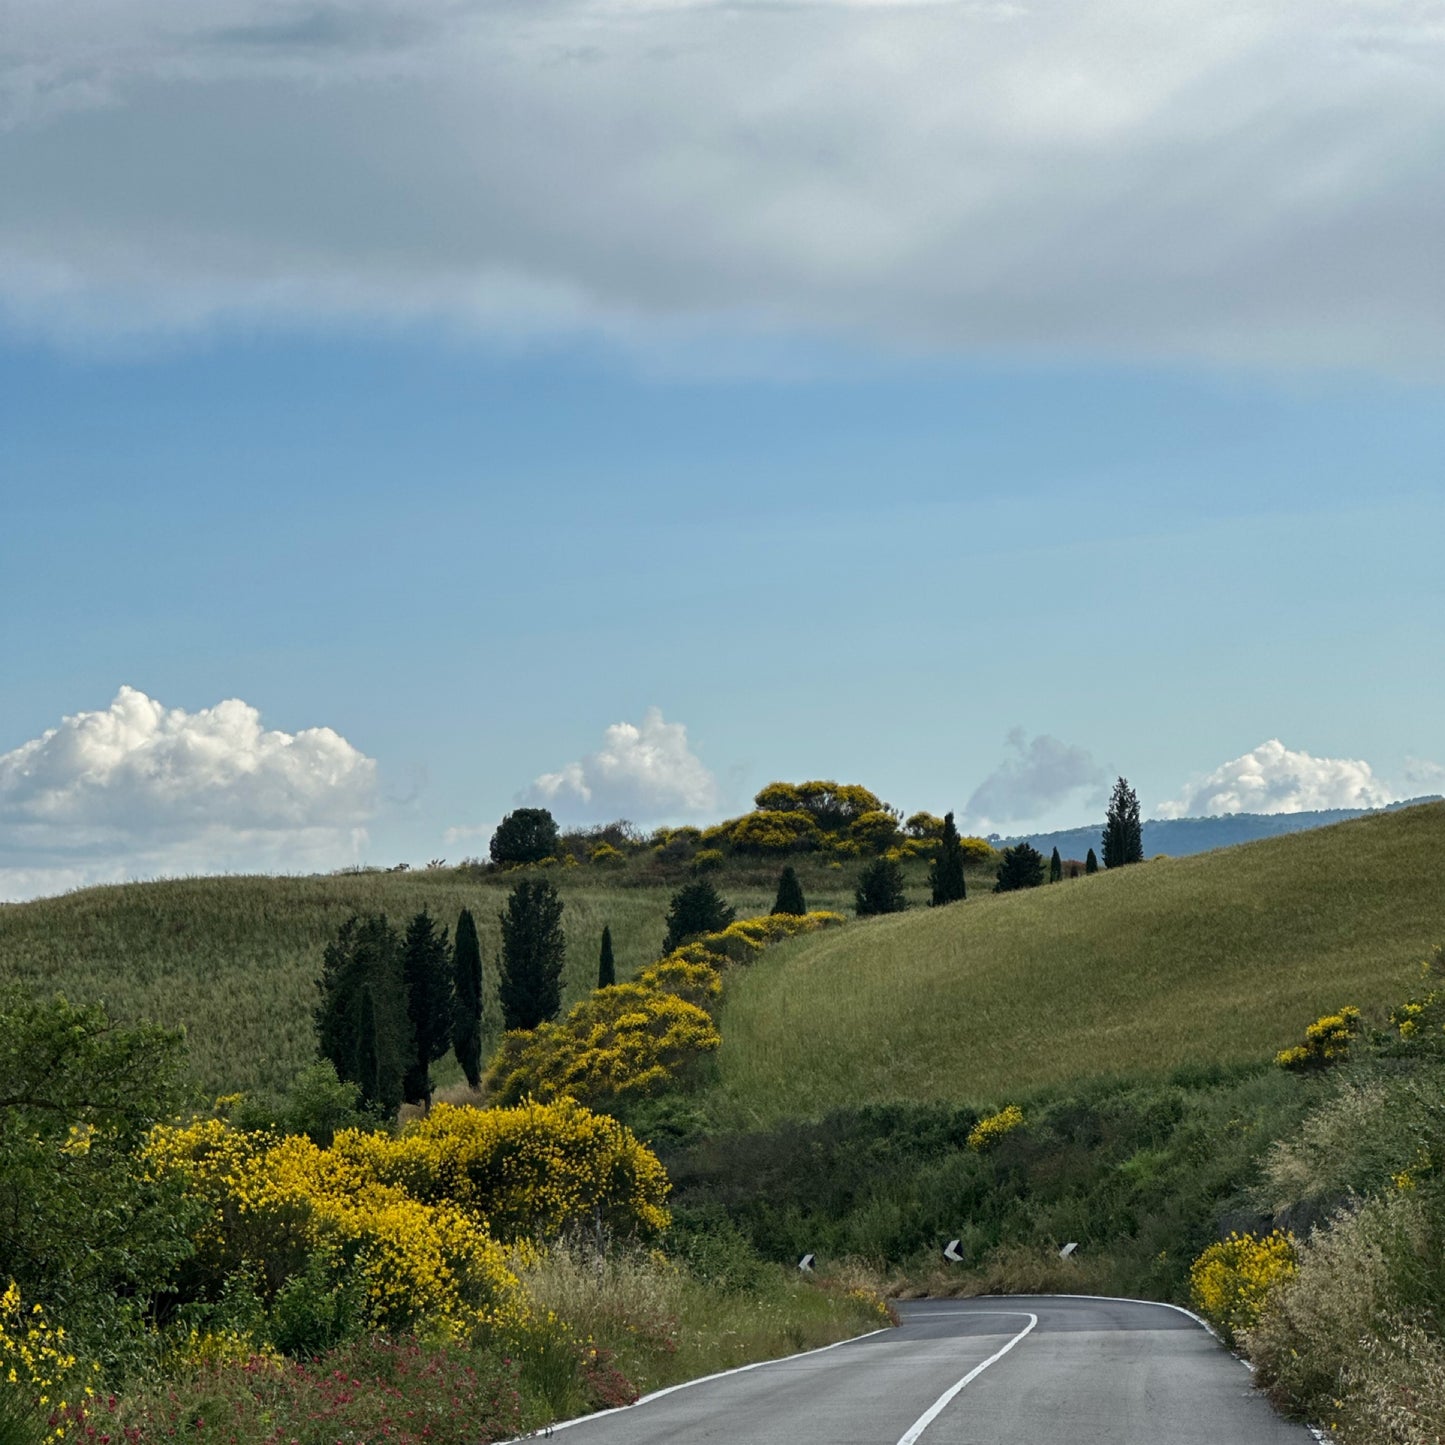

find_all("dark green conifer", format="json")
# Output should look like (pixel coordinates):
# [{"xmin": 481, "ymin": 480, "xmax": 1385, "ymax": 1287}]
[
  {"xmin": 1085, "ymin": 847, "xmax": 1099, "ymax": 875},
  {"xmin": 1049, "ymin": 846, "xmax": 1063, "ymax": 883},
  {"xmin": 662, "ymin": 879, "xmax": 736, "ymax": 953},
  {"xmin": 354, "ymin": 985, "xmax": 381, "ymax": 1108},
  {"xmin": 315, "ymin": 913, "xmax": 406, "ymax": 1112},
  {"xmin": 452, "ymin": 907, "xmax": 483, "ymax": 1089},
  {"xmin": 402, "ymin": 910, "xmax": 454, "ymax": 1109},
  {"xmin": 994, "ymin": 842, "xmax": 1046, "ymax": 893},
  {"xmin": 598, "ymin": 925, "xmax": 616, "ymax": 989},
  {"xmin": 498, "ymin": 879, "xmax": 567, "ymax": 1030},
  {"xmin": 771, "ymin": 865, "xmax": 808, "ymax": 917},
  {"xmin": 855, "ymin": 856, "xmax": 908, "ymax": 916},
  {"xmin": 929, "ymin": 811, "xmax": 968, "ymax": 906},
  {"xmin": 1102, "ymin": 777, "xmax": 1144, "ymax": 867}
]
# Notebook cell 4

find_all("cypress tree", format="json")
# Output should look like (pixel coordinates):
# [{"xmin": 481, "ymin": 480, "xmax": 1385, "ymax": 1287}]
[
  {"xmin": 452, "ymin": 907, "xmax": 483, "ymax": 1090},
  {"xmin": 354, "ymin": 985, "xmax": 381, "ymax": 1108},
  {"xmin": 1049, "ymin": 846, "xmax": 1063, "ymax": 883},
  {"xmin": 315, "ymin": 914, "xmax": 406, "ymax": 1112},
  {"xmin": 401, "ymin": 910, "xmax": 454, "ymax": 1109},
  {"xmin": 598, "ymin": 925, "xmax": 616, "ymax": 989},
  {"xmin": 928, "ymin": 811, "xmax": 968, "ymax": 906},
  {"xmin": 498, "ymin": 879, "xmax": 567, "ymax": 1031},
  {"xmin": 1102, "ymin": 777, "xmax": 1144, "ymax": 868},
  {"xmin": 771, "ymin": 865, "xmax": 808, "ymax": 917},
  {"xmin": 855, "ymin": 856, "xmax": 908, "ymax": 916},
  {"xmin": 1085, "ymin": 847, "xmax": 1099, "ymax": 875}
]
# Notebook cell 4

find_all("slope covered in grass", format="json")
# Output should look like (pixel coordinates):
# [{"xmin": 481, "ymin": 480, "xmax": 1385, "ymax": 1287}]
[
  {"xmin": 712, "ymin": 803, "xmax": 1445, "ymax": 1124},
  {"xmin": 0, "ymin": 863, "xmax": 860, "ymax": 1099}
]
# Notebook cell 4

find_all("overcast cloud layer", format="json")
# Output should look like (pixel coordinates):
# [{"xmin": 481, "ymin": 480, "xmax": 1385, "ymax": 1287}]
[
  {"xmin": 1156, "ymin": 738, "xmax": 1397, "ymax": 818},
  {"xmin": 521, "ymin": 707, "xmax": 718, "ymax": 824},
  {"xmin": 3, "ymin": 0, "xmax": 1444, "ymax": 370},
  {"xmin": 0, "ymin": 687, "xmax": 376, "ymax": 899}
]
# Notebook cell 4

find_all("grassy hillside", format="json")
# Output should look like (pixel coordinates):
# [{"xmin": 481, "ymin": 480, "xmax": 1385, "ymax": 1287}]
[
  {"xmin": 710, "ymin": 802, "xmax": 1445, "ymax": 1124},
  {"xmin": 0, "ymin": 860, "xmax": 866, "ymax": 1099}
]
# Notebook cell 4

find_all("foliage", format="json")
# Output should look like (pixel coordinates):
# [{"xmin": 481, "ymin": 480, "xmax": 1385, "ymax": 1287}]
[
  {"xmin": 928, "ymin": 812, "xmax": 967, "ymax": 907},
  {"xmin": 401, "ymin": 911, "xmax": 454, "ymax": 1107},
  {"xmin": 0, "ymin": 1282, "xmax": 99, "ymax": 1440},
  {"xmin": 904, "ymin": 812, "xmax": 944, "ymax": 841},
  {"xmin": 847, "ymin": 810, "xmax": 901, "ymax": 854},
  {"xmin": 1189, "ymin": 1230, "xmax": 1297, "ymax": 1345},
  {"xmin": 1103, "ymin": 776, "xmax": 1144, "ymax": 867},
  {"xmin": 314, "ymin": 915, "xmax": 407, "ymax": 1112},
  {"xmin": 728, "ymin": 812, "xmax": 822, "ymax": 856},
  {"xmin": 489, "ymin": 809, "xmax": 560, "ymax": 867},
  {"xmin": 1085, "ymin": 847, "xmax": 1099, "ymax": 874},
  {"xmin": 1274, "ymin": 1006, "xmax": 1361, "ymax": 1071},
  {"xmin": 453, "ymin": 908, "xmax": 484, "ymax": 1091},
  {"xmin": 598, "ymin": 925, "xmax": 616, "ymax": 990},
  {"xmin": 224, "ymin": 1062, "xmax": 380, "ymax": 1148},
  {"xmin": 1049, "ymin": 847, "xmax": 1063, "ymax": 883},
  {"xmin": 771, "ymin": 866, "xmax": 807, "ymax": 918},
  {"xmin": 854, "ymin": 857, "xmax": 907, "ymax": 917},
  {"xmin": 993, "ymin": 842, "xmax": 1045, "ymax": 893},
  {"xmin": 498, "ymin": 880, "xmax": 566, "ymax": 1032},
  {"xmin": 662, "ymin": 881, "xmax": 735, "ymax": 954},
  {"xmin": 0, "ymin": 991, "xmax": 193, "ymax": 1327},
  {"xmin": 966, "ymin": 1104, "xmax": 1024, "ymax": 1152}
]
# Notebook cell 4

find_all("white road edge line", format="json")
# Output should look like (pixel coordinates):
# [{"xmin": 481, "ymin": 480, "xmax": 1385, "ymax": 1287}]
[
  {"xmin": 496, "ymin": 1322, "xmax": 894, "ymax": 1442},
  {"xmin": 893, "ymin": 1311, "xmax": 1038, "ymax": 1445}
]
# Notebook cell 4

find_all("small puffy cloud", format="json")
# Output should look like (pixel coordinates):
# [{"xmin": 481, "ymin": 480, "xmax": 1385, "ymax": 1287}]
[
  {"xmin": 1402, "ymin": 755, "xmax": 1445, "ymax": 794},
  {"xmin": 963, "ymin": 728, "xmax": 1107, "ymax": 831},
  {"xmin": 0, "ymin": 686, "xmax": 376, "ymax": 899},
  {"xmin": 522, "ymin": 708, "xmax": 718, "ymax": 823},
  {"xmin": 1156, "ymin": 739, "xmax": 1396, "ymax": 819}
]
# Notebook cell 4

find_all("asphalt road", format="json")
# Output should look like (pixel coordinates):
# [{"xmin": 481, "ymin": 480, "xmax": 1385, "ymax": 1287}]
[{"xmin": 537, "ymin": 1295, "xmax": 1316, "ymax": 1444}]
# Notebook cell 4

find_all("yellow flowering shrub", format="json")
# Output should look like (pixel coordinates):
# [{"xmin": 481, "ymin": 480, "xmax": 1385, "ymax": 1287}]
[
  {"xmin": 968, "ymin": 1105, "xmax": 1025, "ymax": 1152},
  {"xmin": 1189, "ymin": 1230, "xmax": 1297, "ymax": 1344},
  {"xmin": 1275, "ymin": 1007, "xmax": 1361, "ymax": 1071},
  {"xmin": 0, "ymin": 1281, "xmax": 98, "ymax": 1439}
]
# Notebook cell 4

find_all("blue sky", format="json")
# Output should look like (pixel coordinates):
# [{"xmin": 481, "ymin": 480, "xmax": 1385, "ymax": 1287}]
[{"xmin": 2, "ymin": 0, "xmax": 1443, "ymax": 898}]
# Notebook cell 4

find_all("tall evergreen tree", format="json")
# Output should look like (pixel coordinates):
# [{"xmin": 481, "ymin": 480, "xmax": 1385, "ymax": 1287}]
[
  {"xmin": 1102, "ymin": 776, "xmax": 1145, "ymax": 868},
  {"xmin": 928, "ymin": 811, "xmax": 968, "ymax": 906},
  {"xmin": 598, "ymin": 925, "xmax": 616, "ymax": 989},
  {"xmin": 994, "ymin": 842, "xmax": 1046, "ymax": 893},
  {"xmin": 1049, "ymin": 846, "xmax": 1063, "ymax": 883},
  {"xmin": 1085, "ymin": 847, "xmax": 1099, "ymax": 875},
  {"xmin": 771, "ymin": 865, "xmax": 808, "ymax": 917},
  {"xmin": 662, "ymin": 879, "xmax": 736, "ymax": 953},
  {"xmin": 452, "ymin": 907, "xmax": 483, "ymax": 1090},
  {"xmin": 855, "ymin": 856, "xmax": 908, "ymax": 916},
  {"xmin": 315, "ymin": 914, "xmax": 406, "ymax": 1112},
  {"xmin": 401, "ymin": 910, "xmax": 454, "ymax": 1109},
  {"xmin": 498, "ymin": 879, "xmax": 566, "ymax": 1031}
]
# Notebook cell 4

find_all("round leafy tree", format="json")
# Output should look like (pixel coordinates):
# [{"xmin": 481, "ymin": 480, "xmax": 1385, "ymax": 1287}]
[{"xmin": 490, "ymin": 807, "xmax": 560, "ymax": 866}]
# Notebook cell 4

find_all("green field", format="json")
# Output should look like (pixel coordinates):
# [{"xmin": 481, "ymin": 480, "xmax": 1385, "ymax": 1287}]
[
  {"xmin": 0, "ymin": 859, "xmax": 868, "ymax": 1099},
  {"xmin": 709, "ymin": 802, "xmax": 1445, "ymax": 1124}
]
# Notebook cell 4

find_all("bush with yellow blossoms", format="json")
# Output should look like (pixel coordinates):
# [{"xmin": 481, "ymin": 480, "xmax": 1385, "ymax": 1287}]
[
  {"xmin": 1274, "ymin": 1007, "xmax": 1361, "ymax": 1071},
  {"xmin": 1, "ymin": 1281, "xmax": 99, "ymax": 1441},
  {"xmin": 967, "ymin": 1105, "xmax": 1025, "ymax": 1152},
  {"xmin": 1189, "ymin": 1230, "xmax": 1298, "ymax": 1345}
]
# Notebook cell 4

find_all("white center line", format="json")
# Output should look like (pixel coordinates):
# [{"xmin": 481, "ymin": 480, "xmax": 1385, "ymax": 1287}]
[{"xmin": 894, "ymin": 1311, "xmax": 1038, "ymax": 1445}]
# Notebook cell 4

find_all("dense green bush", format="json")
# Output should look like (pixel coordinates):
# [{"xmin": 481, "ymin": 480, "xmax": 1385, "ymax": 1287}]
[{"xmin": 854, "ymin": 858, "xmax": 907, "ymax": 917}]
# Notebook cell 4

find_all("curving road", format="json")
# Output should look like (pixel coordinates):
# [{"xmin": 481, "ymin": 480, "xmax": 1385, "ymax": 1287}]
[{"xmin": 538, "ymin": 1295, "xmax": 1314, "ymax": 1444}]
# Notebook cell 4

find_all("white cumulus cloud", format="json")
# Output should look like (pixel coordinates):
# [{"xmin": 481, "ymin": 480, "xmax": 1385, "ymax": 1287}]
[
  {"xmin": 963, "ymin": 728, "xmax": 1107, "ymax": 831},
  {"xmin": 1156, "ymin": 738, "xmax": 1396, "ymax": 819},
  {"xmin": 0, "ymin": 686, "xmax": 377, "ymax": 899},
  {"xmin": 522, "ymin": 708, "xmax": 718, "ymax": 823}
]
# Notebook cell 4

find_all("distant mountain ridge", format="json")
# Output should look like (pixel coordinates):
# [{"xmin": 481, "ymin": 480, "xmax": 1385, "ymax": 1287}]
[{"xmin": 999, "ymin": 796, "xmax": 1443, "ymax": 862}]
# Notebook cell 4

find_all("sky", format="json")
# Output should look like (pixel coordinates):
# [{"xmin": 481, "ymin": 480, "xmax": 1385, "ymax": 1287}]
[{"xmin": 2, "ymin": 0, "xmax": 1443, "ymax": 901}]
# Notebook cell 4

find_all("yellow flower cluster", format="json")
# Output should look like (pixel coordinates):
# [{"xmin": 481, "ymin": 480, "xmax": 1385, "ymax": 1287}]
[
  {"xmin": 144, "ymin": 1098, "xmax": 666, "ymax": 1338},
  {"xmin": 1189, "ymin": 1230, "xmax": 1297, "ymax": 1341},
  {"xmin": 1274, "ymin": 1006, "xmax": 1361, "ymax": 1071},
  {"xmin": 485, "ymin": 912, "xmax": 843, "ymax": 1108},
  {"xmin": 1, "ymin": 1281, "xmax": 98, "ymax": 1440},
  {"xmin": 967, "ymin": 1105, "xmax": 1025, "ymax": 1152}
]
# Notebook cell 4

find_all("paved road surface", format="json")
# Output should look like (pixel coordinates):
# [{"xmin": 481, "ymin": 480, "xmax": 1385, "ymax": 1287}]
[{"xmin": 540, "ymin": 1295, "xmax": 1314, "ymax": 1444}]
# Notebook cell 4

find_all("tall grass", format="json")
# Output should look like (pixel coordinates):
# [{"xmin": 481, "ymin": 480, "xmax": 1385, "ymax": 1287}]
[
  {"xmin": 712, "ymin": 803, "xmax": 1445, "ymax": 1123},
  {"xmin": 0, "ymin": 859, "xmax": 865, "ymax": 1099}
]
